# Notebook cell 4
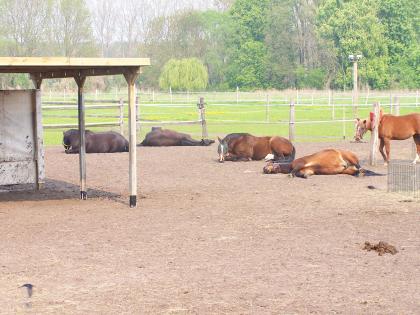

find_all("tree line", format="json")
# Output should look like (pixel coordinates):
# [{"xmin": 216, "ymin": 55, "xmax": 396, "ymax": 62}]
[{"xmin": 0, "ymin": 0, "xmax": 418, "ymax": 90}]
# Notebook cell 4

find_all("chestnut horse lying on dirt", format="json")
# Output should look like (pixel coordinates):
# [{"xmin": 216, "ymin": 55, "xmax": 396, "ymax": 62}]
[
  {"xmin": 355, "ymin": 111, "xmax": 420, "ymax": 164},
  {"xmin": 63, "ymin": 129, "xmax": 129, "ymax": 154},
  {"xmin": 263, "ymin": 149, "xmax": 382, "ymax": 178},
  {"xmin": 139, "ymin": 127, "xmax": 214, "ymax": 146},
  {"xmin": 217, "ymin": 133, "xmax": 295, "ymax": 163}
]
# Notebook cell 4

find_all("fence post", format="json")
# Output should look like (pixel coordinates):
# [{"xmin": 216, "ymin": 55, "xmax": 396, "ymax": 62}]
[
  {"xmin": 329, "ymin": 89, "xmax": 334, "ymax": 120},
  {"xmin": 198, "ymin": 97, "xmax": 208, "ymax": 139},
  {"xmin": 170, "ymin": 86, "xmax": 173, "ymax": 104},
  {"xmin": 236, "ymin": 86, "xmax": 239, "ymax": 104},
  {"xmin": 265, "ymin": 93, "xmax": 270, "ymax": 122},
  {"xmin": 152, "ymin": 89, "xmax": 155, "ymax": 103},
  {"xmin": 135, "ymin": 93, "xmax": 139, "ymax": 122},
  {"xmin": 389, "ymin": 93, "xmax": 393, "ymax": 114},
  {"xmin": 369, "ymin": 102, "xmax": 381, "ymax": 166},
  {"xmin": 394, "ymin": 96, "xmax": 400, "ymax": 116},
  {"xmin": 416, "ymin": 90, "xmax": 419, "ymax": 107},
  {"xmin": 119, "ymin": 99, "xmax": 124, "ymax": 135},
  {"xmin": 342, "ymin": 101, "xmax": 346, "ymax": 140},
  {"xmin": 289, "ymin": 100, "xmax": 295, "ymax": 142}
]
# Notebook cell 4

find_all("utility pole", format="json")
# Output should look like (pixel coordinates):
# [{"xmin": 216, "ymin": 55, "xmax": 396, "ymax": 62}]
[{"xmin": 349, "ymin": 54, "xmax": 363, "ymax": 117}]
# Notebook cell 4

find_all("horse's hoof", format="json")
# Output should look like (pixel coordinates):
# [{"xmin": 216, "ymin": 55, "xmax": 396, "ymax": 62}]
[{"xmin": 288, "ymin": 173, "xmax": 294, "ymax": 178}]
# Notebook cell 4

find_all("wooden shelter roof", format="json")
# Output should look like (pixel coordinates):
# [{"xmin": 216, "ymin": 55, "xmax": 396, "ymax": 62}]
[{"xmin": 0, "ymin": 57, "xmax": 151, "ymax": 79}]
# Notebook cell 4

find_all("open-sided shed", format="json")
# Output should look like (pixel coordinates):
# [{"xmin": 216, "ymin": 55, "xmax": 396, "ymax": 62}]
[{"xmin": 0, "ymin": 57, "xmax": 150, "ymax": 207}]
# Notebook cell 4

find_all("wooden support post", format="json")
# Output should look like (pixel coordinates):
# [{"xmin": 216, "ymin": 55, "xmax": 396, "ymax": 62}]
[
  {"xmin": 74, "ymin": 75, "xmax": 87, "ymax": 200},
  {"xmin": 30, "ymin": 74, "xmax": 44, "ymax": 190},
  {"xmin": 289, "ymin": 101, "xmax": 295, "ymax": 142},
  {"xmin": 124, "ymin": 69, "xmax": 140, "ymax": 208},
  {"xmin": 369, "ymin": 102, "xmax": 381, "ymax": 166},
  {"xmin": 394, "ymin": 96, "xmax": 399, "ymax": 116},
  {"xmin": 197, "ymin": 97, "xmax": 208, "ymax": 139},
  {"xmin": 119, "ymin": 98, "xmax": 124, "ymax": 135}
]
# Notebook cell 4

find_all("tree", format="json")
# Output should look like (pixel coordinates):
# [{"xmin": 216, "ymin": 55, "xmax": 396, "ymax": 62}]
[
  {"xmin": 0, "ymin": 0, "xmax": 52, "ymax": 56},
  {"xmin": 159, "ymin": 58, "xmax": 208, "ymax": 91},
  {"xmin": 226, "ymin": 0, "xmax": 270, "ymax": 89},
  {"xmin": 91, "ymin": 0, "xmax": 117, "ymax": 57},
  {"xmin": 317, "ymin": 0, "xmax": 390, "ymax": 89},
  {"xmin": 52, "ymin": 0, "xmax": 96, "ymax": 56}
]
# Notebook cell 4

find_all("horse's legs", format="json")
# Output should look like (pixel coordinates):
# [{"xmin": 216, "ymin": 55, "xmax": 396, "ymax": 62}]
[
  {"xmin": 413, "ymin": 134, "xmax": 420, "ymax": 164},
  {"xmin": 379, "ymin": 138, "xmax": 387, "ymax": 163},
  {"xmin": 383, "ymin": 138, "xmax": 391, "ymax": 165}
]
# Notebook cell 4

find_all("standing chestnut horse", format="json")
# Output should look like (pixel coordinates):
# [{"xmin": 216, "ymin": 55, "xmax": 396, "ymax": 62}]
[
  {"xmin": 355, "ymin": 111, "xmax": 420, "ymax": 164},
  {"xmin": 217, "ymin": 133, "xmax": 295, "ymax": 163},
  {"xmin": 263, "ymin": 149, "xmax": 381, "ymax": 178}
]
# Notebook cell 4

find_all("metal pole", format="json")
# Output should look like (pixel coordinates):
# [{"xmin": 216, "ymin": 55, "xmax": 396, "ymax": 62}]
[
  {"xmin": 352, "ymin": 60, "xmax": 358, "ymax": 117},
  {"xmin": 75, "ymin": 75, "xmax": 87, "ymax": 200}
]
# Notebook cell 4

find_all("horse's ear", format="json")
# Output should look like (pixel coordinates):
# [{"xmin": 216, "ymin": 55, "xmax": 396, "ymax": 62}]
[
  {"xmin": 355, "ymin": 118, "xmax": 360, "ymax": 123},
  {"xmin": 217, "ymin": 137, "xmax": 222, "ymax": 143},
  {"xmin": 363, "ymin": 119, "xmax": 367, "ymax": 124}
]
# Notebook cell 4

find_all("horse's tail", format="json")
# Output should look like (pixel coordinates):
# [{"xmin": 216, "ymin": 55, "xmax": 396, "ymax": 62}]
[{"xmin": 359, "ymin": 168, "xmax": 385, "ymax": 176}]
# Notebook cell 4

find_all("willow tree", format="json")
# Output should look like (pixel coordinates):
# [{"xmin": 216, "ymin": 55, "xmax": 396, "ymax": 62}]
[{"xmin": 159, "ymin": 58, "xmax": 208, "ymax": 91}]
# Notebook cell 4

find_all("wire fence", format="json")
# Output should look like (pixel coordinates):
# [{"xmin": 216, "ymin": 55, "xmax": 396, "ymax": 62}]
[{"xmin": 41, "ymin": 89, "xmax": 420, "ymax": 143}]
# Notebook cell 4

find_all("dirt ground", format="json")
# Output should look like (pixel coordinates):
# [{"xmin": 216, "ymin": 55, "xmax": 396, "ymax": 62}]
[{"xmin": 0, "ymin": 140, "xmax": 419, "ymax": 314}]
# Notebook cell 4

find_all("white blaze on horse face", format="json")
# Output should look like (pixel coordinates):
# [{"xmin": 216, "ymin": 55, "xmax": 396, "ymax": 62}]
[{"xmin": 264, "ymin": 153, "xmax": 275, "ymax": 161}]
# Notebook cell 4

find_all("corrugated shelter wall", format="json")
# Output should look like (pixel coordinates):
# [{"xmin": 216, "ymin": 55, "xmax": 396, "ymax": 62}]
[{"xmin": 0, "ymin": 90, "xmax": 44, "ymax": 186}]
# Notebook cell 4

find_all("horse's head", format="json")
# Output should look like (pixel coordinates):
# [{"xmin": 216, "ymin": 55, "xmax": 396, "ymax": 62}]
[
  {"xmin": 354, "ymin": 118, "xmax": 370, "ymax": 141},
  {"xmin": 217, "ymin": 137, "xmax": 228, "ymax": 162},
  {"xmin": 63, "ymin": 129, "xmax": 79, "ymax": 152}
]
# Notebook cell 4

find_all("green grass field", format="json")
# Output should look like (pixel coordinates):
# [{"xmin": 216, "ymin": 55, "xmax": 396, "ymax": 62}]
[{"xmin": 42, "ymin": 90, "xmax": 420, "ymax": 145}]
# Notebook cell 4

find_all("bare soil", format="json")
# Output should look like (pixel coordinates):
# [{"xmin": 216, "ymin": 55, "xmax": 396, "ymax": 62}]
[{"xmin": 0, "ymin": 140, "xmax": 419, "ymax": 314}]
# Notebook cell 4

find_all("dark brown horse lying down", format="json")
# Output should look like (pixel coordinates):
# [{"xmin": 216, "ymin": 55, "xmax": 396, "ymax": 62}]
[
  {"xmin": 217, "ymin": 133, "xmax": 295, "ymax": 163},
  {"xmin": 263, "ymin": 149, "xmax": 381, "ymax": 178},
  {"xmin": 139, "ymin": 127, "xmax": 215, "ymax": 146},
  {"xmin": 63, "ymin": 129, "xmax": 129, "ymax": 154},
  {"xmin": 355, "ymin": 111, "xmax": 420, "ymax": 164}
]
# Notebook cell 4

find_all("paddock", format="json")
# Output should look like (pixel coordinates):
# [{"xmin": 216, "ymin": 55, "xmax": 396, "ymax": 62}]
[{"xmin": 0, "ymin": 140, "xmax": 418, "ymax": 313}]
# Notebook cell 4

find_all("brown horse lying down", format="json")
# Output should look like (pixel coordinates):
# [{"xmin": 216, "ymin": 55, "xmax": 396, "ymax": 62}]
[
  {"xmin": 63, "ymin": 129, "xmax": 129, "ymax": 153},
  {"xmin": 355, "ymin": 111, "xmax": 420, "ymax": 164},
  {"xmin": 217, "ymin": 133, "xmax": 295, "ymax": 163},
  {"xmin": 139, "ymin": 127, "xmax": 215, "ymax": 146},
  {"xmin": 263, "ymin": 149, "xmax": 381, "ymax": 178}
]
